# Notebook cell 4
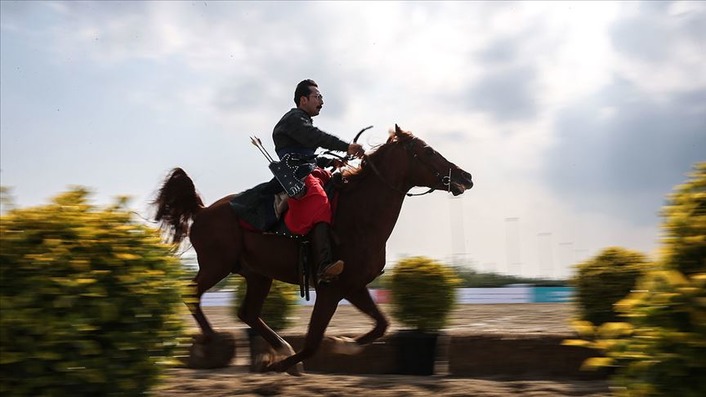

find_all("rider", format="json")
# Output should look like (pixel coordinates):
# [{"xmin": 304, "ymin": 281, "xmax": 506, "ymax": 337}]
[{"xmin": 272, "ymin": 79, "xmax": 364, "ymax": 281}]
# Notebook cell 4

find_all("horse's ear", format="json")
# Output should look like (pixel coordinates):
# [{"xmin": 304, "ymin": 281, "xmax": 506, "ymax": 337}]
[
  {"xmin": 389, "ymin": 124, "xmax": 410, "ymax": 143},
  {"xmin": 393, "ymin": 124, "xmax": 413, "ymax": 142}
]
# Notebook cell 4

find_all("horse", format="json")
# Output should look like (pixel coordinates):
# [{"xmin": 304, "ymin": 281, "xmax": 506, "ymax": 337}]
[{"xmin": 153, "ymin": 125, "xmax": 473, "ymax": 374}]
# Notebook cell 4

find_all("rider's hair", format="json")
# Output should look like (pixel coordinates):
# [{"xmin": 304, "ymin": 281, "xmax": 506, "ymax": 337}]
[{"xmin": 294, "ymin": 79, "xmax": 318, "ymax": 106}]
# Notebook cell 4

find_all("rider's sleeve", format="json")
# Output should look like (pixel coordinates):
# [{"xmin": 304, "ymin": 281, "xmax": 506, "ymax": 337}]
[{"xmin": 289, "ymin": 112, "xmax": 349, "ymax": 152}]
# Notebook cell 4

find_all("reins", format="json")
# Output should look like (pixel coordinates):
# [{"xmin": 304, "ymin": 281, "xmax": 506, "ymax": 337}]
[
  {"xmin": 362, "ymin": 138, "xmax": 452, "ymax": 197},
  {"xmin": 363, "ymin": 153, "xmax": 434, "ymax": 197}
]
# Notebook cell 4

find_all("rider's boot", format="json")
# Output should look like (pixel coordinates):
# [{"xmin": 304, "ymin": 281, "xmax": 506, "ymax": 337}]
[{"xmin": 310, "ymin": 222, "xmax": 344, "ymax": 282}]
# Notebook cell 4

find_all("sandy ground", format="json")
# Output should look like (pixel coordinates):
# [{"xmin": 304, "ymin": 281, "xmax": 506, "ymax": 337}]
[
  {"xmin": 155, "ymin": 369, "xmax": 612, "ymax": 396},
  {"xmin": 188, "ymin": 303, "xmax": 577, "ymax": 335},
  {"xmin": 154, "ymin": 304, "xmax": 613, "ymax": 396}
]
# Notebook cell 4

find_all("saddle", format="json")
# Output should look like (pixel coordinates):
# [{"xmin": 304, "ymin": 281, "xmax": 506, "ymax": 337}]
[
  {"xmin": 229, "ymin": 178, "xmax": 293, "ymax": 236},
  {"xmin": 230, "ymin": 173, "xmax": 340, "ymax": 236}
]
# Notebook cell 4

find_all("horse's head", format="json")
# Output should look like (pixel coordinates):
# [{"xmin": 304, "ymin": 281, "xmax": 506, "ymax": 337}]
[{"xmin": 381, "ymin": 125, "xmax": 474, "ymax": 196}]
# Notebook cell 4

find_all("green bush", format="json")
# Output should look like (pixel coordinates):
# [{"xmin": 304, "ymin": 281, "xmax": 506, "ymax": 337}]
[
  {"xmin": 0, "ymin": 188, "xmax": 187, "ymax": 397},
  {"xmin": 608, "ymin": 163, "xmax": 706, "ymax": 396},
  {"xmin": 386, "ymin": 256, "xmax": 460, "ymax": 332},
  {"xmin": 569, "ymin": 163, "xmax": 706, "ymax": 396},
  {"xmin": 231, "ymin": 277, "xmax": 299, "ymax": 331},
  {"xmin": 660, "ymin": 163, "xmax": 706, "ymax": 277},
  {"xmin": 452, "ymin": 266, "xmax": 568, "ymax": 288},
  {"xmin": 573, "ymin": 247, "xmax": 650, "ymax": 325},
  {"xmin": 608, "ymin": 270, "xmax": 706, "ymax": 396}
]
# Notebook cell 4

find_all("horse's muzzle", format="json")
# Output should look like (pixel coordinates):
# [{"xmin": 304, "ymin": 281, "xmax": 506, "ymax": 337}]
[{"xmin": 450, "ymin": 170, "xmax": 473, "ymax": 196}]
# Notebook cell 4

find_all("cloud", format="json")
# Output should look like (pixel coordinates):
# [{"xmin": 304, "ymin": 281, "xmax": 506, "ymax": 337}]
[
  {"xmin": 539, "ymin": 1, "xmax": 706, "ymax": 227},
  {"xmin": 544, "ymin": 76, "xmax": 706, "ymax": 226},
  {"xmin": 609, "ymin": 1, "xmax": 706, "ymax": 95},
  {"xmin": 464, "ymin": 65, "xmax": 539, "ymax": 122},
  {"xmin": 2, "ymin": 1, "xmax": 704, "ymax": 277},
  {"xmin": 610, "ymin": 1, "xmax": 705, "ymax": 63}
]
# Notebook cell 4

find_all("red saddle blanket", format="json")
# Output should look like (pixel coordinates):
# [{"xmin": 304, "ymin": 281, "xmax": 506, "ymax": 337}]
[{"xmin": 231, "ymin": 169, "xmax": 339, "ymax": 236}]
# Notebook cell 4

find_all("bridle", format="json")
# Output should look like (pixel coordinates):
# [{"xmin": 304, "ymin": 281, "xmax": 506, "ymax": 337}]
[{"xmin": 363, "ymin": 138, "xmax": 452, "ymax": 197}]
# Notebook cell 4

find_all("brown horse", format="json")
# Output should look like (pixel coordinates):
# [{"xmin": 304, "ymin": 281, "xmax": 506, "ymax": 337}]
[{"xmin": 153, "ymin": 125, "xmax": 473, "ymax": 374}]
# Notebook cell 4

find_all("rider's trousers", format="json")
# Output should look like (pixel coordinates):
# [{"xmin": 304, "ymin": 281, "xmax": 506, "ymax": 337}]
[{"xmin": 284, "ymin": 169, "xmax": 332, "ymax": 235}]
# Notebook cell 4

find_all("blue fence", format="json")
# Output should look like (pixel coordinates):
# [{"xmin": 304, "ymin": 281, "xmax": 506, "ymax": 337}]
[{"xmin": 531, "ymin": 287, "xmax": 574, "ymax": 303}]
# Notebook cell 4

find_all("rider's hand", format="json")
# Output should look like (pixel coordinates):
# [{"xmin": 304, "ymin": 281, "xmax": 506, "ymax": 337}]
[{"xmin": 347, "ymin": 143, "xmax": 364, "ymax": 158}]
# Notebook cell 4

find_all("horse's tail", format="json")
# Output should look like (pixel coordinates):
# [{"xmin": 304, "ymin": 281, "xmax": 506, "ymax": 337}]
[{"xmin": 152, "ymin": 167, "xmax": 205, "ymax": 244}]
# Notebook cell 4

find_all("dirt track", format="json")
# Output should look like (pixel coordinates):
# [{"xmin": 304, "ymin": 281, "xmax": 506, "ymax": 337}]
[
  {"xmin": 155, "ymin": 369, "xmax": 612, "ymax": 396},
  {"xmin": 154, "ymin": 304, "xmax": 613, "ymax": 396},
  {"xmin": 193, "ymin": 303, "xmax": 577, "ymax": 335}
]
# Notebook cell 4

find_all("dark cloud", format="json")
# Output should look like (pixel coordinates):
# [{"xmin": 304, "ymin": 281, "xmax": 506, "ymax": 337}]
[
  {"xmin": 0, "ymin": 1, "xmax": 40, "ymax": 19},
  {"xmin": 543, "ymin": 76, "xmax": 706, "ymax": 226},
  {"xmin": 546, "ymin": 2, "xmax": 706, "ymax": 226},
  {"xmin": 462, "ymin": 27, "xmax": 542, "ymax": 123},
  {"xmin": 476, "ymin": 36, "xmax": 521, "ymax": 65},
  {"xmin": 610, "ymin": 2, "xmax": 706, "ymax": 62},
  {"xmin": 610, "ymin": 18, "xmax": 670, "ymax": 62},
  {"xmin": 681, "ymin": 7, "xmax": 706, "ymax": 40},
  {"xmin": 464, "ymin": 65, "xmax": 538, "ymax": 122}
]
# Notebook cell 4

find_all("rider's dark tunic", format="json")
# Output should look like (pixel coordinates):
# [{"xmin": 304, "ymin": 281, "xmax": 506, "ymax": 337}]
[
  {"xmin": 272, "ymin": 108, "xmax": 349, "ymax": 235},
  {"xmin": 273, "ymin": 108, "xmax": 349, "ymax": 159}
]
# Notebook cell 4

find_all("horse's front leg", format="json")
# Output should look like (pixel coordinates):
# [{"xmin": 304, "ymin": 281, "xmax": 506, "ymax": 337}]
[
  {"xmin": 189, "ymin": 256, "xmax": 234, "ymax": 338},
  {"xmin": 266, "ymin": 290, "xmax": 340, "ymax": 373},
  {"xmin": 329, "ymin": 287, "xmax": 389, "ymax": 354}
]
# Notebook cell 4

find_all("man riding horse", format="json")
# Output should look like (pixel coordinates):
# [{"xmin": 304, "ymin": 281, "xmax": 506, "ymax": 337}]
[
  {"xmin": 272, "ymin": 79, "xmax": 365, "ymax": 282},
  {"xmin": 153, "ymin": 81, "xmax": 474, "ymax": 374}
]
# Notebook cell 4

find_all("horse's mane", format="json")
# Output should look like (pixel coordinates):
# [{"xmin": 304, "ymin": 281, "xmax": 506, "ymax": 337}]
[{"xmin": 338, "ymin": 128, "xmax": 415, "ymax": 188}]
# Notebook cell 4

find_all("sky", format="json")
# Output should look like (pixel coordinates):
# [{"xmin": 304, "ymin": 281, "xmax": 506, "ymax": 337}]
[{"xmin": 1, "ymin": 1, "xmax": 704, "ymax": 279}]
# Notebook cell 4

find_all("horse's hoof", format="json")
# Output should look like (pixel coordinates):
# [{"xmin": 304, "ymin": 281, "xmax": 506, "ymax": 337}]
[
  {"xmin": 193, "ymin": 333, "xmax": 212, "ymax": 345},
  {"xmin": 286, "ymin": 362, "xmax": 305, "ymax": 377},
  {"xmin": 186, "ymin": 332, "xmax": 236, "ymax": 369},
  {"xmin": 254, "ymin": 352, "xmax": 274, "ymax": 372},
  {"xmin": 267, "ymin": 360, "xmax": 303, "ymax": 376},
  {"xmin": 328, "ymin": 336, "xmax": 364, "ymax": 355}
]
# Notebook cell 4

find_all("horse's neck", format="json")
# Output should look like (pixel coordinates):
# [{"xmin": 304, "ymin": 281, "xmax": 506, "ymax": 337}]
[{"xmin": 337, "ymin": 174, "xmax": 407, "ymax": 240}]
